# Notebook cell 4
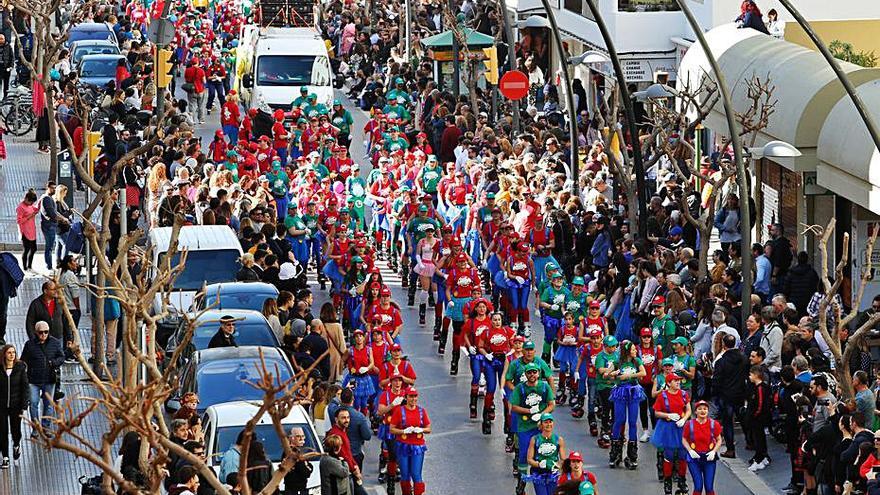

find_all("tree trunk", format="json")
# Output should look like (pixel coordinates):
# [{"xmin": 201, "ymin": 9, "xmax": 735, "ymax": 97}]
[
  {"xmin": 47, "ymin": 86, "xmax": 58, "ymax": 181},
  {"xmin": 698, "ymin": 225, "xmax": 711, "ymax": 278},
  {"xmin": 626, "ymin": 181, "xmax": 638, "ymax": 231}
]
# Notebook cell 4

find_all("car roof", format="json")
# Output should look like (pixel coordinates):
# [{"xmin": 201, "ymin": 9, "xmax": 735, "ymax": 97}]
[
  {"xmin": 187, "ymin": 309, "xmax": 270, "ymax": 324},
  {"xmin": 194, "ymin": 345, "xmax": 285, "ymax": 364},
  {"xmin": 207, "ymin": 402, "xmax": 311, "ymax": 427},
  {"xmin": 72, "ymin": 23, "xmax": 113, "ymax": 32},
  {"xmin": 79, "ymin": 54, "xmax": 125, "ymax": 62},
  {"xmin": 204, "ymin": 282, "xmax": 279, "ymax": 297},
  {"xmin": 149, "ymin": 225, "xmax": 242, "ymax": 253},
  {"xmin": 73, "ymin": 40, "xmax": 117, "ymax": 48}
]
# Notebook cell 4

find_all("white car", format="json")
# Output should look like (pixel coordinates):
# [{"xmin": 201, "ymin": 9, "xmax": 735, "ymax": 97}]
[{"xmin": 203, "ymin": 401, "xmax": 323, "ymax": 494}]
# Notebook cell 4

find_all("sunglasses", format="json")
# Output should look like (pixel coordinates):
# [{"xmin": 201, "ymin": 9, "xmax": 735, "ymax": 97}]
[{"xmin": 37, "ymin": 331, "xmax": 49, "ymax": 335}]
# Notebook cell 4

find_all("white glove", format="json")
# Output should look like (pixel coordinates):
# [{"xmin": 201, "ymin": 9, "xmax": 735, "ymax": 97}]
[
  {"xmin": 574, "ymin": 371, "xmax": 580, "ymax": 382},
  {"xmin": 538, "ymin": 460, "xmax": 547, "ymax": 469},
  {"xmin": 358, "ymin": 366, "xmax": 369, "ymax": 374},
  {"xmin": 514, "ymin": 276, "xmax": 525, "ymax": 284},
  {"xmin": 349, "ymin": 288, "xmax": 358, "ymax": 296},
  {"xmin": 529, "ymin": 405, "xmax": 540, "ymax": 414},
  {"xmin": 531, "ymin": 413, "xmax": 542, "ymax": 422},
  {"xmin": 403, "ymin": 426, "xmax": 416, "ymax": 434},
  {"xmin": 675, "ymin": 419, "xmax": 686, "ymax": 428},
  {"xmin": 412, "ymin": 427, "xmax": 424, "ymax": 434},
  {"xmin": 551, "ymin": 304, "xmax": 560, "ymax": 311},
  {"xmin": 667, "ymin": 413, "xmax": 680, "ymax": 422},
  {"xmin": 706, "ymin": 451, "xmax": 716, "ymax": 461},
  {"xmin": 469, "ymin": 346, "xmax": 477, "ymax": 355},
  {"xmin": 688, "ymin": 449, "xmax": 699, "ymax": 459},
  {"xmin": 391, "ymin": 396, "xmax": 404, "ymax": 406},
  {"xmin": 535, "ymin": 308, "xmax": 542, "ymax": 317},
  {"xmin": 481, "ymin": 260, "xmax": 488, "ymax": 270}
]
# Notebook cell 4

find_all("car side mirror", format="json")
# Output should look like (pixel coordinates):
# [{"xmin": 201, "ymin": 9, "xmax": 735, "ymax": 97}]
[{"xmin": 242, "ymin": 74, "xmax": 253, "ymax": 88}]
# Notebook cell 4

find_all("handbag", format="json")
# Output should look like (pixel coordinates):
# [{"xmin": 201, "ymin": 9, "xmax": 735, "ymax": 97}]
[{"xmin": 181, "ymin": 82, "xmax": 195, "ymax": 93}]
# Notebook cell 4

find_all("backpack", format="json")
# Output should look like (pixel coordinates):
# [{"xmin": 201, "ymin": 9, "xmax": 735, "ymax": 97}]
[
  {"xmin": 65, "ymin": 221, "xmax": 86, "ymax": 255},
  {"xmin": 0, "ymin": 252, "xmax": 23, "ymax": 295}
]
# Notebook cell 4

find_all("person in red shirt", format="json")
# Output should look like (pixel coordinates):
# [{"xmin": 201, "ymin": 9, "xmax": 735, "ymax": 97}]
[
  {"xmin": 476, "ymin": 312, "xmax": 515, "ymax": 434},
  {"xmin": 376, "ymin": 373, "xmax": 407, "ymax": 488},
  {"xmin": 255, "ymin": 136, "xmax": 274, "ymax": 173},
  {"xmin": 205, "ymin": 57, "xmax": 227, "ymax": 115},
  {"xmin": 502, "ymin": 241, "xmax": 535, "ymax": 333},
  {"xmin": 556, "ymin": 451, "xmax": 599, "ymax": 489},
  {"xmin": 572, "ymin": 326, "xmax": 603, "ymax": 430},
  {"xmin": 240, "ymin": 108, "xmax": 256, "ymax": 141},
  {"xmin": 183, "ymin": 58, "xmax": 207, "ymax": 123},
  {"xmin": 220, "ymin": 90, "xmax": 241, "ymax": 143},
  {"xmin": 346, "ymin": 330, "xmax": 376, "ymax": 416},
  {"xmin": 271, "ymin": 109, "xmax": 290, "ymax": 165},
  {"xmin": 637, "ymin": 327, "xmax": 662, "ymax": 441},
  {"xmin": 682, "ymin": 400, "xmax": 722, "ymax": 495},
  {"xmin": 207, "ymin": 130, "xmax": 226, "ymax": 164},
  {"xmin": 379, "ymin": 344, "xmax": 417, "ymax": 388},
  {"xmin": 652, "ymin": 374, "xmax": 691, "ymax": 495},
  {"xmin": 326, "ymin": 408, "xmax": 363, "ymax": 484},
  {"xmin": 389, "ymin": 388, "xmax": 431, "ymax": 495}
]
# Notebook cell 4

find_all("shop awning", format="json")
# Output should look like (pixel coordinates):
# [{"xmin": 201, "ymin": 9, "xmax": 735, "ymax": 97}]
[
  {"xmin": 420, "ymin": 28, "xmax": 496, "ymax": 50},
  {"xmin": 677, "ymin": 24, "xmax": 878, "ymax": 172}
]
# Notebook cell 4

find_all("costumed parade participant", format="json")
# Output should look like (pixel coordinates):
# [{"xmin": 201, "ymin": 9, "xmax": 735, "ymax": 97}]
[
  {"xmin": 652, "ymin": 372, "xmax": 692, "ymax": 495},
  {"xmin": 345, "ymin": 329, "xmax": 376, "ymax": 416},
  {"xmin": 524, "ymin": 413, "xmax": 566, "ymax": 495},
  {"xmin": 539, "ymin": 272, "xmax": 571, "ymax": 364},
  {"xmin": 445, "ymin": 253, "xmax": 481, "ymax": 373},
  {"xmin": 510, "ymin": 362, "xmax": 556, "ymax": 495},
  {"xmin": 594, "ymin": 335, "xmax": 620, "ymax": 449},
  {"xmin": 476, "ymin": 312, "xmax": 515, "ymax": 434},
  {"xmin": 389, "ymin": 387, "xmax": 431, "ymax": 495},
  {"xmin": 607, "ymin": 340, "xmax": 646, "ymax": 470},
  {"xmin": 682, "ymin": 400, "xmax": 722, "ymax": 495}
]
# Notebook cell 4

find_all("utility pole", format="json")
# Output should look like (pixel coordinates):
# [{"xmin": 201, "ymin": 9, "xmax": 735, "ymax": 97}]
[
  {"xmin": 497, "ymin": 0, "xmax": 519, "ymax": 133},
  {"xmin": 448, "ymin": 0, "xmax": 461, "ymax": 97},
  {"xmin": 155, "ymin": 1, "xmax": 175, "ymax": 118}
]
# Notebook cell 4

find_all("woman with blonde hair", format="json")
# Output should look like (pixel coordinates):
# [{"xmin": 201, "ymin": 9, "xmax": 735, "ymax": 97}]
[
  {"xmin": 262, "ymin": 298, "xmax": 283, "ymax": 342},
  {"xmin": 52, "ymin": 184, "xmax": 72, "ymax": 262}
]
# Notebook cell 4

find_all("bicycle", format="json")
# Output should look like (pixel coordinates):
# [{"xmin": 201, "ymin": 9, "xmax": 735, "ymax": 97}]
[{"xmin": 0, "ymin": 86, "xmax": 34, "ymax": 136}]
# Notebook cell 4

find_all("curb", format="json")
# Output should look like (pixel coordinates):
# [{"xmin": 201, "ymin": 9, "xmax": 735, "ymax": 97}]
[{"xmin": 719, "ymin": 455, "xmax": 779, "ymax": 494}]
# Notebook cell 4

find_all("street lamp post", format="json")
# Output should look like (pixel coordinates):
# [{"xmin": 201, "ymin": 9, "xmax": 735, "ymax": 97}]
[
  {"xmin": 776, "ymin": 0, "xmax": 880, "ymax": 154},
  {"xmin": 672, "ymin": 0, "xmax": 752, "ymax": 324},
  {"xmin": 582, "ymin": 0, "xmax": 648, "ymax": 239},
  {"xmin": 497, "ymin": 0, "xmax": 520, "ymax": 133},
  {"xmin": 527, "ymin": 8, "xmax": 580, "ymax": 195}
]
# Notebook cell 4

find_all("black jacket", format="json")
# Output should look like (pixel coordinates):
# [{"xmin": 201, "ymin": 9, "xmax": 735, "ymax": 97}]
[
  {"xmin": 20, "ymin": 336, "xmax": 65, "ymax": 385},
  {"xmin": 207, "ymin": 329, "xmax": 237, "ymax": 349},
  {"xmin": 712, "ymin": 348, "xmax": 748, "ymax": 402},
  {"xmin": 25, "ymin": 296, "xmax": 64, "ymax": 340},
  {"xmin": 0, "ymin": 361, "xmax": 29, "ymax": 410},
  {"xmin": 0, "ymin": 43, "xmax": 13, "ymax": 69},
  {"xmin": 783, "ymin": 262, "xmax": 820, "ymax": 315},
  {"xmin": 283, "ymin": 452, "xmax": 314, "ymax": 494}
]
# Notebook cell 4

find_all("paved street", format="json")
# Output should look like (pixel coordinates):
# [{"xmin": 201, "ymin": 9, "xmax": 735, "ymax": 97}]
[{"xmin": 0, "ymin": 88, "xmax": 779, "ymax": 494}]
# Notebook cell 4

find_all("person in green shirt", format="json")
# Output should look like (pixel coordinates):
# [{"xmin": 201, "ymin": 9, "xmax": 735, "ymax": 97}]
[
  {"xmin": 385, "ymin": 77, "xmax": 412, "ymax": 104},
  {"xmin": 595, "ymin": 335, "xmax": 619, "ymax": 449},
  {"xmin": 535, "ymin": 262, "xmax": 561, "ymax": 302},
  {"xmin": 382, "ymin": 96, "xmax": 412, "ymax": 122},
  {"xmin": 504, "ymin": 341, "xmax": 555, "ymax": 391},
  {"xmin": 539, "ymin": 272, "xmax": 571, "ymax": 363},
  {"xmin": 650, "ymin": 296, "xmax": 677, "ymax": 358},
  {"xmin": 525, "ymin": 413, "xmax": 567, "ymax": 495},
  {"xmin": 565, "ymin": 277, "xmax": 590, "ymax": 323},
  {"xmin": 509, "ymin": 362, "xmax": 555, "ymax": 488},
  {"xmin": 418, "ymin": 157, "xmax": 443, "ymax": 196},
  {"xmin": 302, "ymin": 94, "xmax": 328, "ymax": 118},
  {"xmin": 346, "ymin": 165, "xmax": 367, "ymax": 230},
  {"xmin": 292, "ymin": 86, "xmax": 310, "ymax": 109},
  {"xmin": 307, "ymin": 151, "xmax": 329, "ymax": 179},
  {"xmin": 330, "ymin": 99, "xmax": 354, "ymax": 146},
  {"xmin": 284, "ymin": 203, "xmax": 309, "ymax": 266},
  {"xmin": 609, "ymin": 340, "xmax": 647, "ymax": 470},
  {"xmin": 303, "ymin": 201, "xmax": 321, "ymax": 268},
  {"xmin": 265, "ymin": 160, "xmax": 290, "ymax": 219},
  {"xmin": 383, "ymin": 127, "xmax": 410, "ymax": 152},
  {"xmin": 670, "ymin": 336, "xmax": 696, "ymax": 391}
]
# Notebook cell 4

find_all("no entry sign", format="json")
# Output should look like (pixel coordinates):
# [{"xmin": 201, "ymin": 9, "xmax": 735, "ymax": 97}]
[{"xmin": 499, "ymin": 70, "xmax": 529, "ymax": 101}]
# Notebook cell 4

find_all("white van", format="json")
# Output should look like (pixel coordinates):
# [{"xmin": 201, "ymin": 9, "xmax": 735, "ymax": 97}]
[
  {"xmin": 236, "ymin": 26, "xmax": 334, "ymax": 111},
  {"xmin": 204, "ymin": 401, "xmax": 323, "ymax": 494},
  {"xmin": 148, "ymin": 225, "xmax": 243, "ymax": 347}
]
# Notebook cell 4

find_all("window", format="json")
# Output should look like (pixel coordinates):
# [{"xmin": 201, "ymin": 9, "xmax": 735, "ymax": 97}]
[
  {"xmin": 213, "ymin": 424, "xmax": 319, "ymax": 464},
  {"xmin": 618, "ymin": 0, "xmax": 680, "ymax": 12},
  {"xmin": 197, "ymin": 358, "xmax": 293, "ymax": 410},
  {"xmin": 160, "ymin": 249, "xmax": 241, "ymax": 291},
  {"xmin": 256, "ymin": 55, "xmax": 332, "ymax": 87}
]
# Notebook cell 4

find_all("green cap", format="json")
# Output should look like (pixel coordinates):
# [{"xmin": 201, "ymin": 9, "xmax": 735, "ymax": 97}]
[
  {"xmin": 551, "ymin": 272, "xmax": 564, "ymax": 280},
  {"xmin": 333, "ymin": 99, "xmax": 341, "ymax": 106},
  {"xmin": 339, "ymin": 207, "xmax": 350, "ymax": 213},
  {"xmin": 418, "ymin": 204, "xmax": 428, "ymax": 212},
  {"xmin": 579, "ymin": 481, "xmax": 596, "ymax": 495},
  {"xmin": 308, "ymin": 93, "xmax": 317, "ymax": 100},
  {"xmin": 523, "ymin": 341, "xmax": 536, "ymax": 350},
  {"xmin": 300, "ymin": 86, "xmax": 308, "ymax": 93},
  {"xmin": 395, "ymin": 77, "xmax": 404, "ymax": 85},
  {"xmin": 572, "ymin": 276, "xmax": 585, "ymax": 286},
  {"xmin": 400, "ymin": 185, "xmax": 411, "ymax": 192},
  {"xmin": 486, "ymin": 192, "xmax": 496, "ymax": 199},
  {"xmin": 540, "ymin": 413, "xmax": 554, "ymax": 422},
  {"xmin": 661, "ymin": 357, "xmax": 674, "ymax": 366},
  {"xmin": 672, "ymin": 336, "xmax": 689, "ymax": 346},
  {"xmin": 351, "ymin": 255, "xmax": 364, "ymax": 263},
  {"xmin": 297, "ymin": 117, "xmax": 307, "ymax": 124},
  {"xmin": 523, "ymin": 362, "xmax": 539, "ymax": 372},
  {"xmin": 603, "ymin": 335, "xmax": 618, "ymax": 347}
]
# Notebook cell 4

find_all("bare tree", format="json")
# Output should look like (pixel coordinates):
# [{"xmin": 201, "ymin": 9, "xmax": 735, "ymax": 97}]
[{"xmin": 805, "ymin": 218, "xmax": 880, "ymax": 399}]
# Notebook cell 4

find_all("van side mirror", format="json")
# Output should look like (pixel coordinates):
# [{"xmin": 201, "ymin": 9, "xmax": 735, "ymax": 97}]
[{"xmin": 242, "ymin": 74, "xmax": 253, "ymax": 88}]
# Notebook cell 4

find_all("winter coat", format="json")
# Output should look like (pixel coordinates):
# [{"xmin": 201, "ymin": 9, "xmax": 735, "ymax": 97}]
[
  {"xmin": 760, "ymin": 322, "xmax": 784, "ymax": 372},
  {"xmin": 20, "ymin": 336, "xmax": 65, "ymax": 385},
  {"xmin": 320, "ymin": 454, "xmax": 351, "ymax": 495},
  {"xmin": 712, "ymin": 348, "xmax": 748, "ymax": 402},
  {"xmin": 25, "ymin": 295, "xmax": 64, "ymax": 340},
  {"xmin": 783, "ymin": 262, "xmax": 820, "ymax": 315},
  {"xmin": 0, "ymin": 361, "xmax": 29, "ymax": 410}
]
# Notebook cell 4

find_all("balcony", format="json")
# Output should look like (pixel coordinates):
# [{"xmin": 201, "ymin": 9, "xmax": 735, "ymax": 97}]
[{"xmin": 618, "ymin": 0, "xmax": 680, "ymax": 12}]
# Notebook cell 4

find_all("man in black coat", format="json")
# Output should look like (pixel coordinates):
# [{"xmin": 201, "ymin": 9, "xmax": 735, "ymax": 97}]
[
  {"xmin": 25, "ymin": 281, "xmax": 65, "ymax": 342},
  {"xmin": 782, "ymin": 251, "xmax": 820, "ymax": 317},
  {"xmin": 207, "ymin": 315, "xmax": 238, "ymax": 349},
  {"xmin": 20, "ymin": 321, "xmax": 65, "ymax": 432},
  {"xmin": 712, "ymin": 333, "xmax": 748, "ymax": 458}
]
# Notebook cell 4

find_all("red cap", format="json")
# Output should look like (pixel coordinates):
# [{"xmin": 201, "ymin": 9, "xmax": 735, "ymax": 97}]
[
  {"xmin": 405, "ymin": 387, "xmax": 419, "ymax": 396},
  {"xmin": 639, "ymin": 327, "xmax": 652, "ymax": 337},
  {"xmin": 652, "ymin": 295, "xmax": 666, "ymax": 306},
  {"xmin": 390, "ymin": 343, "xmax": 402, "ymax": 351},
  {"xmin": 441, "ymin": 225, "xmax": 453, "ymax": 233},
  {"xmin": 568, "ymin": 451, "xmax": 583, "ymax": 462},
  {"xmin": 389, "ymin": 372, "xmax": 404, "ymax": 381},
  {"xmin": 665, "ymin": 373, "xmax": 683, "ymax": 382},
  {"xmin": 259, "ymin": 135, "xmax": 271, "ymax": 142},
  {"xmin": 370, "ymin": 281, "xmax": 381, "ymax": 289},
  {"xmin": 455, "ymin": 252, "xmax": 469, "ymax": 263},
  {"xmin": 449, "ymin": 238, "xmax": 462, "ymax": 248},
  {"xmin": 519, "ymin": 242, "xmax": 530, "ymax": 252},
  {"xmin": 353, "ymin": 329, "xmax": 365, "ymax": 335},
  {"xmin": 589, "ymin": 300, "xmax": 601, "ymax": 308},
  {"xmin": 694, "ymin": 400, "xmax": 710, "ymax": 409},
  {"xmin": 380, "ymin": 287, "xmax": 392, "ymax": 297},
  {"xmin": 274, "ymin": 109, "xmax": 285, "ymax": 120},
  {"xmin": 513, "ymin": 335, "xmax": 526, "ymax": 343}
]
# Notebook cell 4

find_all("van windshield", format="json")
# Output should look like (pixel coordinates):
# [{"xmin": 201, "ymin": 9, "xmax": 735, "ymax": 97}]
[
  {"xmin": 159, "ymin": 249, "xmax": 241, "ymax": 290},
  {"xmin": 213, "ymin": 423, "xmax": 318, "ymax": 464},
  {"xmin": 256, "ymin": 55, "xmax": 331, "ymax": 87}
]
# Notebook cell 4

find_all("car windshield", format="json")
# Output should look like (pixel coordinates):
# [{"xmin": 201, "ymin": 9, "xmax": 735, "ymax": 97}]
[
  {"xmin": 160, "ymin": 250, "xmax": 241, "ymax": 291},
  {"xmin": 74, "ymin": 46, "xmax": 118, "ymax": 64},
  {"xmin": 79, "ymin": 59, "xmax": 118, "ymax": 78},
  {"xmin": 256, "ymin": 55, "xmax": 331, "ymax": 87},
  {"xmin": 191, "ymin": 320, "xmax": 278, "ymax": 350},
  {"xmin": 213, "ymin": 423, "xmax": 318, "ymax": 464},
  {"xmin": 203, "ymin": 289, "xmax": 277, "ymax": 311},
  {"xmin": 197, "ymin": 358, "xmax": 292, "ymax": 410},
  {"xmin": 69, "ymin": 30, "xmax": 113, "ymax": 46}
]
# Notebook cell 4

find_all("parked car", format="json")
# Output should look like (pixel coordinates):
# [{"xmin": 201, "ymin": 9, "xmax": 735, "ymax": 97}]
[
  {"xmin": 67, "ymin": 22, "xmax": 118, "ymax": 48},
  {"xmin": 163, "ymin": 309, "xmax": 280, "ymax": 367},
  {"xmin": 204, "ymin": 401, "xmax": 323, "ymax": 494},
  {"xmin": 194, "ymin": 282, "xmax": 279, "ymax": 312},
  {"xmin": 77, "ymin": 54, "xmax": 127, "ymax": 88},
  {"xmin": 166, "ymin": 346, "xmax": 294, "ymax": 415},
  {"xmin": 71, "ymin": 40, "xmax": 120, "ymax": 67}
]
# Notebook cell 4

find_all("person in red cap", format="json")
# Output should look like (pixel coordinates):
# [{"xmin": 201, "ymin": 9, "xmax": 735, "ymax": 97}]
[
  {"xmin": 682, "ymin": 400, "xmax": 722, "ymax": 495},
  {"xmin": 389, "ymin": 387, "xmax": 431, "ymax": 495},
  {"xmin": 345, "ymin": 329, "xmax": 376, "ymax": 416},
  {"xmin": 376, "ymin": 372, "xmax": 407, "ymax": 490},
  {"xmin": 272, "ymin": 108, "xmax": 290, "ymax": 166},
  {"xmin": 476, "ymin": 312, "xmax": 516, "ymax": 435},
  {"xmin": 430, "ymin": 230, "xmax": 458, "ymax": 343},
  {"xmin": 442, "ymin": 252, "xmax": 481, "ymax": 365},
  {"xmin": 651, "ymin": 372, "xmax": 692, "ymax": 495},
  {"xmin": 572, "ymin": 325, "xmax": 604, "ymax": 433},
  {"xmin": 501, "ymin": 239, "xmax": 536, "ymax": 334},
  {"xmin": 365, "ymin": 286, "xmax": 404, "ymax": 342},
  {"xmin": 557, "ymin": 451, "xmax": 599, "ymax": 491},
  {"xmin": 356, "ymin": 281, "xmax": 383, "ymax": 330},
  {"xmin": 462, "ymin": 297, "xmax": 492, "ymax": 416},
  {"xmin": 650, "ymin": 295, "xmax": 678, "ymax": 357},
  {"xmin": 379, "ymin": 343, "xmax": 417, "ymax": 388},
  {"xmin": 637, "ymin": 327, "xmax": 662, "ymax": 443}
]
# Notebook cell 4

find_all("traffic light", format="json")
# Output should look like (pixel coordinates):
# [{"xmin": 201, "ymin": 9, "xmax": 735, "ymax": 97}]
[
  {"xmin": 157, "ymin": 49, "xmax": 173, "ymax": 89},
  {"xmin": 482, "ymin": 46, "xmax": 498, "ymax": 85},
  {"xmin": 87, "ymin": 131, "xmax": 101, "ymax": 175}
]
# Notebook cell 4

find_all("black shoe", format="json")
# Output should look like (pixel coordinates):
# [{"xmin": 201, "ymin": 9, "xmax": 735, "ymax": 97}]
[
  {"xmin": 450, "ymin": 359, "xmax": 458, "ymax": 376},
  {"xmin": 0, "ymin": 458, "xmax": 8, "ymax": 469},
  {"xmin": 515, "ymin": 479, "xmax": 527, "ymax": 495},
  {"xmin": 12, "ymin": 444, "xmax": 19, "ymax": 461}
]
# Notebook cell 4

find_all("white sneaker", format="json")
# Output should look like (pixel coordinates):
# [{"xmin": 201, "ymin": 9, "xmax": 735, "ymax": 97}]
[
  {"xmin": 639, "ymin": 430, "xmax": 651, "ymax": 443},
  {"xmin": 748, "ymin": 459, "xmax": 768, "ymax": 472}
]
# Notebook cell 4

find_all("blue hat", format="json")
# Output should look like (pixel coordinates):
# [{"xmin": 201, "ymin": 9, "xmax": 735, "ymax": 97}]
[{"xmin": 669, "ymin": 226, "xmax": 683, "ymax": 236}]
